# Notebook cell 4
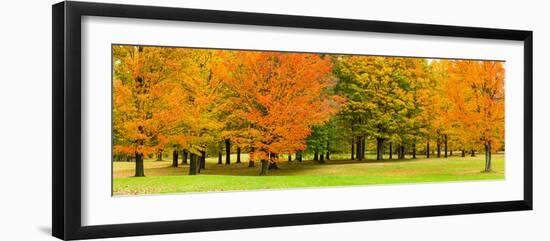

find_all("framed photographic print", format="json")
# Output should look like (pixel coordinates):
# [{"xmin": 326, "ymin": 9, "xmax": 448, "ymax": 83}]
[{"xmin": 52, "ymin": 1, "xmax": 533, "ymax": 240}]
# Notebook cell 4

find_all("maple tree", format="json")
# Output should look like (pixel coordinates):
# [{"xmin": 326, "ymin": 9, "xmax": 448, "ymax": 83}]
[
  {"xmin": 112, "ymin": 46, "xmax": 182, "ymax": 176},
  {"xmin": 168, "ymin": 48, "xmax": 228, "ymax": 175},
  {"xmin": 215, "ymin": 51, "xmax": 340, "ymax": 175},
  {"xmin": 445, "ymin": 60, "xmax": 505, "ymax": 171}
]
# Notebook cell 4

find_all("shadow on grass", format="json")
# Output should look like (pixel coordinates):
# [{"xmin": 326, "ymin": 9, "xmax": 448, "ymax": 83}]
[
  {"xmin": 183, "ymin": 158, "xmax": 430, "ymax": 177},
  {"xmin": 115, "ymin": 154, "xmax": 501, "ymax": 178}
]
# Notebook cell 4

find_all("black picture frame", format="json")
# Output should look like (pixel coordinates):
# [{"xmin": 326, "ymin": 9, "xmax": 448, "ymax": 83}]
[{"xmin": 52, "ymin": 1, "xmax": 533, "ymax": 240}]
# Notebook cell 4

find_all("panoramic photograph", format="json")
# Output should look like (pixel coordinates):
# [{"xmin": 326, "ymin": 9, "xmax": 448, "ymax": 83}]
[{"xmin": 112, "ymin": 45, "xmax": 505, "ymax": 196}]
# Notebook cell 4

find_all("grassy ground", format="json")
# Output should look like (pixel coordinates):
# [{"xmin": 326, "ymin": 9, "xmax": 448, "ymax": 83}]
[{"xmin": 113, "ymin": 153, "xmax": 504, "ymax": 195}]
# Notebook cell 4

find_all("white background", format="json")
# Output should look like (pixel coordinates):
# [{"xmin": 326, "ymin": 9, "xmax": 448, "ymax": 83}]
[
  {"xmin": 0, "ymin": 0, "xmax": 548, "ymax": 240},
  {"xmin": 82, "ymin": 15, "xmax": 524, "ymax": 226}
]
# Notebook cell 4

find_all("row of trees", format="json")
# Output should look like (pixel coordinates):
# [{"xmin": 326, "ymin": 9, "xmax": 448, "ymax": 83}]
[{"xmin": 113, "ymin": 46, "xmax": 505, "ymax": 176}]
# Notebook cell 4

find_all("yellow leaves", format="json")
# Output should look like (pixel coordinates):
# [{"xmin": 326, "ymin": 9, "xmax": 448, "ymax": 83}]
[{"xmin": 442, "ymin": 60, "xmax": 505, "ymax": 149}]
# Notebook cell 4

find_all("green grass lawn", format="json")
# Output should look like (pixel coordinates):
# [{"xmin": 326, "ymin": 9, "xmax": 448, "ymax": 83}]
[{"xmin": 113, "ymin": 154, "xmax": 504, "ymax": 195}]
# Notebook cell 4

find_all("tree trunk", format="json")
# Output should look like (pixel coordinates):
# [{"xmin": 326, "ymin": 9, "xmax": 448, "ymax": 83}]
[
  {"xmin": 471, "ymin": 149, "xmax": 476, "ymax": 157},
  {"xmin": 134, "ymin": 152, "xmax": 145, "ymax": 177},
  {"xmin": 200, "ymin": 150, "xmax": 206, "ymax": 170},
  {"xmin": 157, "ymin": 151, "xmax": 163, "ymax": 161},
  {"xmin": 437, "ymin": 142, "xmax": 441, "ymax": 158},
  {"xmin": 450, "ymin": 150, "xmax": 453, "ymax": 156},
  {"xmin": 297, "ymin": 151, "xmax": 303, "ymax": 162},
  {"xmin": 314, "ymin": 147, "xmax": 319, "ymax": 161},
  {"xmin": 356, "ymin": 137, "xmax": 364, "ymax": 160},
  {"xmin": 376, "ymin": 138, "xmax": 384, "ymax": 160},
  {"xmin": 288, "ymin": 153, "xmax": 292, "ymax": 162},
  {"xmin": 444, "ymin": 134, "xmax": 448, "ymax": 158},
  {"xmin": 400, "ymin": 144, "xmax": 405, "ymax": 159},
  {"xmin": 189, "ymin": 153, "xmax": 197, "ymax": 175},
  {"xmin": 319, "ymin": 153, "xmax": 325, "ymax": 163},
  {"xmin": 225, "ymin": 139, "xmax": 231, "ymax": 165},
  {"xmin": 269, "ymin": 161, "xmax": 279, "ymax": 170},
  {"xmin": 461, "ymin": 149, "xmax": 465, "ymax": 157},
  {"xmin": 485, "ymin": 143, "xmax": 492, "ymax": 172},
  {"xmin": 181, "ymin": 150, "xmax": 188, "ymax": 165},
  {"xmin": 412, "ymin": 143, "xmax": 416, "ymax": 159},
  {"xmin": 217, "ymin": 150, "xmax": 222, "ymax": 164},
  {"xmin": 326, "ymin": 141, "xmax": 330, "ymax": 160},
  {"xmin": 237, "ymin": 147, "xmax": 241, "ymax": 163},
  {"xmin": 389, "ymin": 142, "xmax": 393, "ymax": 159},
  {"xmin": 260, "ymin": 160, "xmax": 269, "ymax": 175},
  {"xmin": 398, "ymin": 144, "xmax": 402, "ymax": 159},
  {"xmin": 248, "ymin": 160, "xmax": 255, "ymax": 168},
  {"xmin": 426, "ymin": 141, "xmax": 430, "ymax": 158},
  {"xmin": 351, "ymin": 137, "xmax": 355, "ymax": 160},
  {"xmin": 172, "ymin": 149, "xmax": 179, "ymax": 167},
  {"xmin": 361, "ymin": 136, "xmax": 366, "ymax": 160}
]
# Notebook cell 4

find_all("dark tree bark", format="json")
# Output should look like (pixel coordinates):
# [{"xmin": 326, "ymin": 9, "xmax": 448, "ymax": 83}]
[
  {"xmin": 376, "ymin": 138, "xmax": 384, "ymax": 160},
  {"xmin": 134, "ymin": 152, "xmax": 145, "ymax": 177},
  {"xmin": 484, "ymin": 143, "xmax": 492, "ymax": 172},
  {"xmin": 450, "ymin": 150, "xmax": 453, "ymax": 156},
  {"xmin": 351, "ymin": 137, "xmax": 355, "ymax": 160},
  {"xmin": 357, "ymin": 137, "xmax": 362, "ymax": 160},
  {"xmin": 389, "ymin": 142, "xmax": 393, "ymax": 159},
  {"xmin": 399, "ymin": 144, "xmax": 405, "ymax": 159},
  {"xmin": 217, "ymin": 150, "xmax": 222, "ymax": 164},
  {"xmin": 236, "ymin": 147, "xmax": 241, "ymax": 163},
  {"xmin": 319, "ymin": 153, "xmax": 325, "ymax": 163},
  {"xmin": 268, "ymin": 161, "xmax": 279, "ymax": 170},
  {"xmin": 356, "ymin": 137, "xmax": 364, "ymax": 161},
  {"xmin": 181, "ymin": 150, "xmax": 188, "ymax": 165},
  {"xmin": 314, "ymin": 146, "xmax": 319, "ymax": 161},
  {"xmin": 444, "ymin": 134, "xmax": 448, "ymax": 158},
  {"xmin": 426, "ymin": 141, "xmax": 430, "ymax": 158},
  {"xmin": 361, "ymin": 136, "xmax": 366, "ymax": 160},
  {"xmin": 461, "ymin": 149, "xmax": 466, "ymax": 157},
  {"xmin": 471, "ymin": 149, "xmax": 476, "ymax": 157},
  {"xmin": 172, "ymin": 149, "xmax": 179, "ymax": 167},
  {"xmin": 157, "ymin": 151, "xmax": 163, "ymax": 161},
  {"xmin": 437, "ymin": 142, "xmax": 441, "ymax": 158},
  {"xmin": 260, "ymin": 160, "xmax": 269, "ymax": 175},
  {"xmin": 225, "ymin": 139, "xmax": 231, "ymax": 165},
  {"xmin": 398, "ymin": 144, "xmax": 401, "ymax": 159},
  {"xmin": 297, "ymin": 151, "xmax": 303, "ymax": 162},
  {"xmin": 200, "ymin": 150, "xmax": 206, "ymax": 169},
  {"xmin": 326, "ymin": 141, "xmax": 330, "ymax": 160},
  {"xmin": 189, "ymin": 153, "xmax": 197, "ymax": 175},
  {"xmin": 249, "ymin": 148, "xmax": 255, "ymax": 167},
  {"xmin": 288, "ymin": 153, "xmax": 292, "ymax": 162},
  {"xmin": 412, "ymin": 143, "xmax": 416, "ymax": 159}
]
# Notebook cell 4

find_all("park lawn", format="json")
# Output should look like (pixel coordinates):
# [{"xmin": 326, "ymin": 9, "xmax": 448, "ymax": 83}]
[{"xmin": 113, "ymin": 154, "xmax": 504, "ymax": 195}]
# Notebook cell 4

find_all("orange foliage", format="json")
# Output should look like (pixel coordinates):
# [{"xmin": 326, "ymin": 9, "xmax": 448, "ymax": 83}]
[
  {"xmin": 215, "ymin": 51, "xmax": 340, "ymax": 161},
  {"xmin": 445, "ymin": 60, "xmax": 505, "ymax": 151}
]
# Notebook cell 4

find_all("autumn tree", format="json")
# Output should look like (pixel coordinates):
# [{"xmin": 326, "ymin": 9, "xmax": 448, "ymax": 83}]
[
  {"xmin": 446, "ymin": 60, "xmax": 505, "ymax": 171},
  {"xmin": 168, "ymin": 49, "xmax": 228, "ymax": 175},
  {"xmin": 216, "ymin": 51, "xmax": 339, "ymax": 175},
  {"xmin": 112, "ymin": 46, "xmax": 182, "ymax": 177},
  {"xmin": 335, "ymin": 56, "xmax": 429, "ymax": 160}
]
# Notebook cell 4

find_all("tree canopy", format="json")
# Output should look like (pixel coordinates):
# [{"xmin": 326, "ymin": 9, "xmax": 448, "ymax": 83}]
[{"xmin": 113, "ymin": 46, "xmax": 505, "ymax": 176}]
